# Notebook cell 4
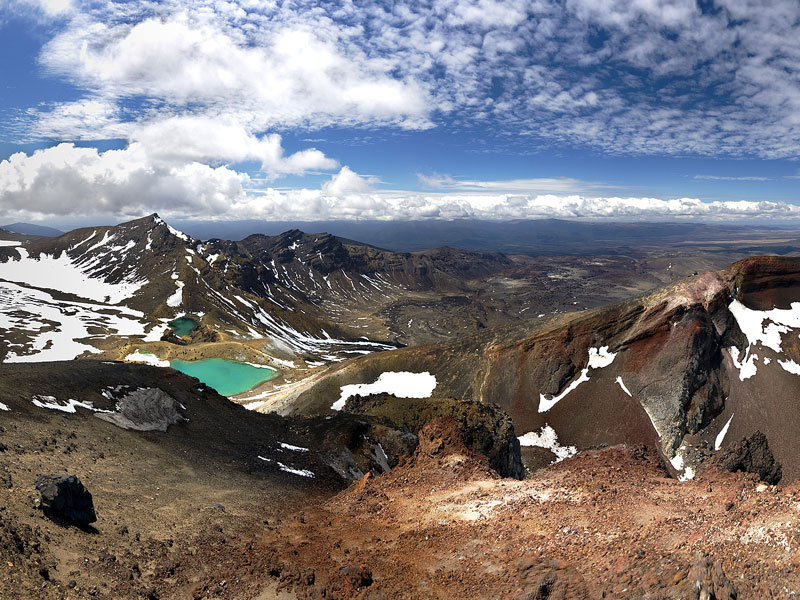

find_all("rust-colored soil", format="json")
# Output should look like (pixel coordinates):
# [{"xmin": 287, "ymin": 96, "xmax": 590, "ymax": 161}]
[{"xmin": 256, "ymin": 420, "xmax": 800, "ymax": 599}]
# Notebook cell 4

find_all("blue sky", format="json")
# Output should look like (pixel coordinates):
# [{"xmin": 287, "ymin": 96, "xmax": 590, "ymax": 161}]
[{"xmin": 0, "ymin": 0, "xmax": 799, "ymax": 223}]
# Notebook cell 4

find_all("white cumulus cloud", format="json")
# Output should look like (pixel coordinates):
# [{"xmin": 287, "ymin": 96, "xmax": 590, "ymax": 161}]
[
  {"xmin": 131, "ymin": 117, "xmax": 338, "ymax": 177},
  {"xmin": 2, "ymin": 144, "xmax": 800, "ymax": 224}
]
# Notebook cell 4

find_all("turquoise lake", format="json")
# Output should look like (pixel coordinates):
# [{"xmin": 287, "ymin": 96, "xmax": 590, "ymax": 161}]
[
  {"xmin": 170, "ymin": 358, "xmax": 277, "ymax": 396},
  {"xmin": 169, "ymin": 317, "xmax": 198, "ymax": 337}
]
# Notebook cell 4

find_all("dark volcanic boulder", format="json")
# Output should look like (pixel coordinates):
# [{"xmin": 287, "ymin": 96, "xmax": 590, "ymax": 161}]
[
  {"xmin": 34, "ymin": 474, "xmax": 96, "ymax": 526},
  {"xmin": 343, "ymin": 393, "xmax": 525, "ymax": 479},
  {"xmin": 713, "ymin": 431, "xmax": 782, "ymax": 485}
]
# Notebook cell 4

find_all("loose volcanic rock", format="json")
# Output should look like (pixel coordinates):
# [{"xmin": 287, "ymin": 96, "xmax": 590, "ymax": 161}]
[
  {"xmin": 712, "ymin": 430, "xmax": 782, "ymax": 485},
  {"xmin": 343, "ymin": 393, "xmax": 525, "ymax": 479},
  {"xmin": 34, "ymin": 474, "xmax": 96, "ymax": 527}
]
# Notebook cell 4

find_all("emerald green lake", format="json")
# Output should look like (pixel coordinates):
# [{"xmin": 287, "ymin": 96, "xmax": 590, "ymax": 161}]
[
  {"xmin": 169, "ymin": 317, "xmax": 198, "ymax": 337},
  {"xmin": 170, "ymin": 359, "xmax": 277, "ymax": 396}
]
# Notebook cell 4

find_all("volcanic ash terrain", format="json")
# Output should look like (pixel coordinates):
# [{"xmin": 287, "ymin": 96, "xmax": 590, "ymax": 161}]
[{"xmin": 4, "ymin": 219, "xmax": 800, "ymax": 598}]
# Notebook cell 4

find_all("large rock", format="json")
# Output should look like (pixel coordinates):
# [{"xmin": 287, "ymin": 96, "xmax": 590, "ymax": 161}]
[
  {"xmin": 34, "ymin": 474, "xmax": 96, "ymax": 527},
  {"xmin": 712, "ymin": 431, "xmax": 782, "ymax": 485},
  {"xmin": 96, "ymin": 387, "xmax": 184, "ymax": 432},
  {"xmin": 343, "ymin": 393, "xmax": 525, "ymax": 479},
  {"xmin": 291, "ymin": 413, "xmax": 418, "ymax": 482}
]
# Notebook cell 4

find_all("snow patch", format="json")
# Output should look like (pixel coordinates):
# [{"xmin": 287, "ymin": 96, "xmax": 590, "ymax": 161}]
[
  {"xmin": 587, "ymin": 346, "xmax": 616, "ymax": 368},
  {"xmin": 0, "ymin": 281, "xmax": 152, "ymax": 363},
  {"xmin": 670, "ymin": 445, "xmax": 695, "ymax": 481},
  {"xmin": 166, "ymin": 280, "xmax": 184, "ymax": 307},
  {"xmin": 729, "ymin": 346, "xmax": 758, "ymax": 381},
  {"xmin": 778, "ymin": 359, "xmax": 800, "ymax": 375},
  {"xmin": 124, "ymin": 351, "xmax": 170, "ymax": 368},
  {"xmin": 0, "ymin": 402, "xmax": 8, "ymax": 411},
  {"xmin": 153, "ymin": 216, "xmax": 190, "ymax": 242},
  {"xmin": 277, "ymin": 462, "xmax": 314, "ymax": 477},
  {"xmin": 333, "ymin": 371, "xmax": 437, "ymax": 411},
  {"xmin": 0, "ymin": 240, "xmax": 21, "ymax": 247},
  {"xmin": 518, "ymin": 425, "xmax": 578, "ymax": 463},
  {"xmin": 538, "ymin": 369, "xmax": 589, "ymax": 413}
]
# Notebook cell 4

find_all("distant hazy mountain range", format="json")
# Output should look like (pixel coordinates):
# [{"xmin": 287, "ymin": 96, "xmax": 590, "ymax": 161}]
[
  {"xmin": 1, "ymin": 222, "xmax": 65, "ymax": 237},
  {"xmin": 171, "ymin": 218, "xmax": 800, "ymax": 256}
]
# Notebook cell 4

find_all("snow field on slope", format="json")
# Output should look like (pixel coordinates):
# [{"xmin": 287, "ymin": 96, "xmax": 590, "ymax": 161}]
[
  {"xmin": 728, "ymin": 299, "xmax": 800, "ymax": 381},
  {"xmin": 0, "ymin": 247, "xmax": 144, "ymax": 304},
  {"xmin": 0, "ymin": 281, "xmax": 164, "ymax": 363},
  {"xmin": 333, "ymin": 371, "xmax": 438, "ymax": 411}
]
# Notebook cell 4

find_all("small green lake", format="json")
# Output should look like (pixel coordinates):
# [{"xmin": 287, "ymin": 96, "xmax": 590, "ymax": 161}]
[
  {"xmin": 170, "ymin": 358, "xmax": 277, "ymax": 396},
  {"xmin": 169, "ymin": 317, "xmax": 199, "ymax": 337}
]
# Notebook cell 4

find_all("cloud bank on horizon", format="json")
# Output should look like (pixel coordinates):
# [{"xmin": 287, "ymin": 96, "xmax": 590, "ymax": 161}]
[{"xmin": 1, "ymin": 0, "xmax": 800, "ymax": 222}]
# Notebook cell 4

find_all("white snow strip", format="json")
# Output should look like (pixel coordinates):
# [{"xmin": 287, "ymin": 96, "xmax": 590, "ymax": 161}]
[
  {"xmin": 278, "ymin": 442, "xmax": 309, "ymax": 452},
  {"xmin": 642, "ymin": 406, "xmax": 662, "ymax": 438},
  {"xmin": 269, "ymin": 356, "xmax": 296, "ymax": 369},
  {"xmin": 333, "ymin": 371, "xmax": 437, "ymax": 411},
  {"xmin": 257, "ymin": 455, "xmax": 314, "ymax": 478},
  {"xmin": 277, "ymin": 462, "xmax": 314, "ymax": 478},
  {"xmin": 0, "ymin": 402, "xmax": 8, "ymax": 411},
  {"xmin": 124, "ymin": 351, "xmax": 170, "ymax": 368},
  {"xmin": 244, "ymin": 361, "xmax": 276, "ymax": 370},
  {"xmin": 70, "ymin": 231, "xmax": 96, "ymax": 249},
  {"xmin": 615, "ymin": 376, "xmax": 632, "ymax": 397},
  {"xmin": 715, "ymin": 413, "xmax": 734, "ymax": 451},
  {"xmin": 538, "ymin": 369, "xmax": 589, "ymax": 413},
  {"xmin": 167, "ymin": 224, "xmax": 189, "ymax": 241},
  {"xmin": 143, "ymin": 322, "xmax": 170, "ymax": 342},
  {"xmin": 518, "ymin": 425, "xmax": 578, "ymax": 463},
  {"xmin": 32, "ymin": 395, "xmax": 99, "ymax": 413},
  {"xmin": 84, "ymin": 230, "xmax": 112, "ymax": 253},
  {"xmin": 0, "ymin": 240, "xmax": 21, "ymax": 247}
]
